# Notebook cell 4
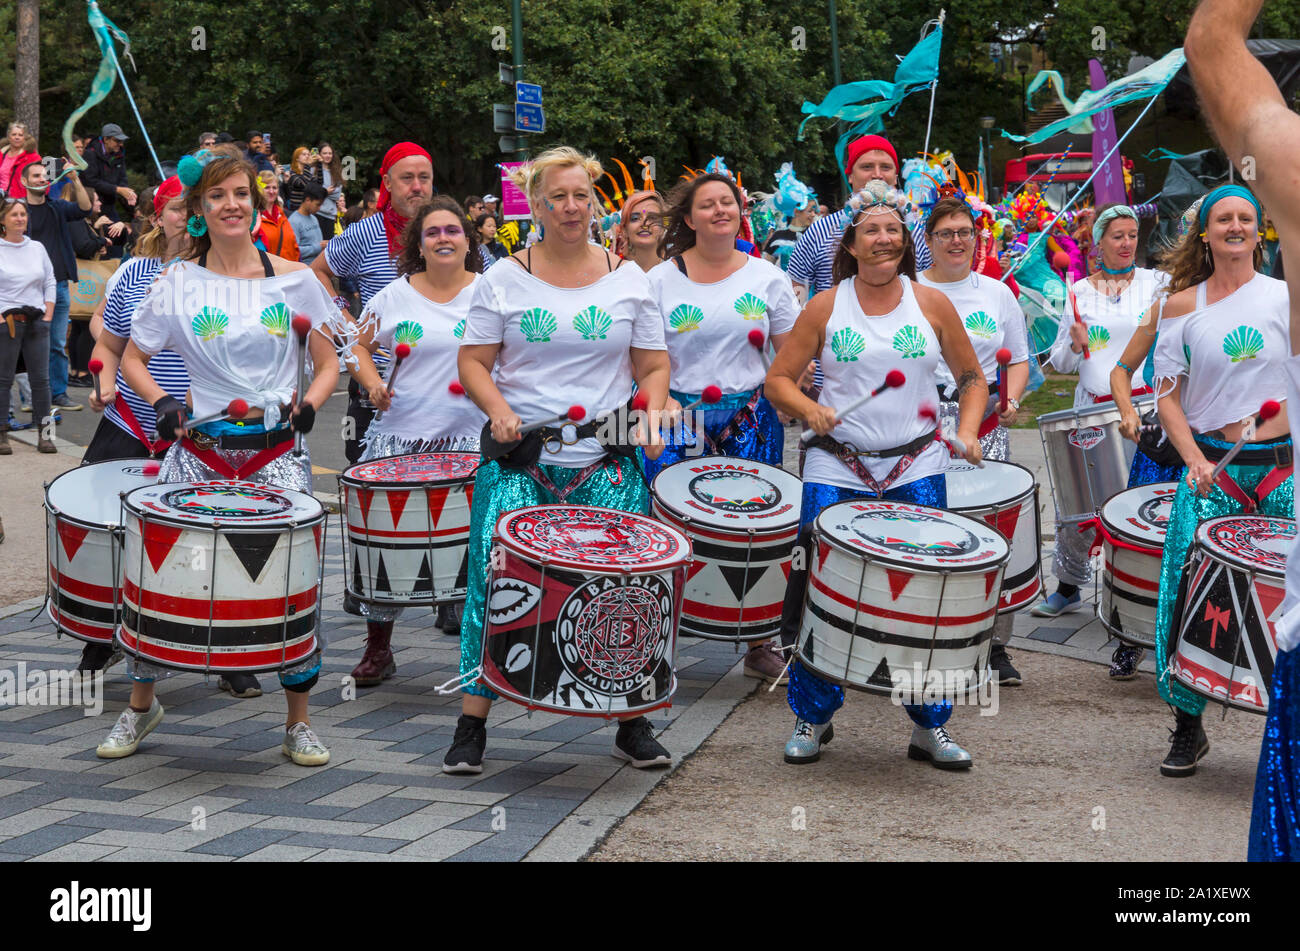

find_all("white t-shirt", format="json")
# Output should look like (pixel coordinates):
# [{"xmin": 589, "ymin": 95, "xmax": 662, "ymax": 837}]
[
  {"xmin": 460, "ymin": 257, "xmax": 667, "ymax": 466},
  {"xmin": 647, "ymin": 255, "xmax": 798, "ymax": 394},
  {"xmin": 917, "ymin": 271, "xmax": 1029, "ymax": 389},
  {"xmin": 361, "ymin": 274, "xmax": 486, "ymax": 442},
  {"xmin": 131, "ymin": 261, "xmax": 346, "ymax": 429}
]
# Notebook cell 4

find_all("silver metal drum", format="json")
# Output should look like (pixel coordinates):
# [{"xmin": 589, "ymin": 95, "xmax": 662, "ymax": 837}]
[{"xmin": 1036, "ymin": 394, "xmax": 1154, "ymax": 521}]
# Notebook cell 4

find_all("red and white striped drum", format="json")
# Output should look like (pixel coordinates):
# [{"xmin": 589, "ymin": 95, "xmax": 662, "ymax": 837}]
[
  {"xmin": 1170, "ymin": 514, "xmax": 1295, "ymax": 714},
  {"xmin": 44, "ymin": 460, "xmax": 159, "ymax": 645},
  {"xmin": 650, "ymin": 457, "xmax": 801, "ymax": 641},
  {"xmin": 1097, "ymin": 482, "xmax": 1177, "ymax": 648},
  {"xmin": 797, "ymin": 500, "xmax": 1009, "ymax": 701},
  {"xmin": 480, "ymin": 505, "xmax": 691, "ymax": 717},
  {"xmin": 117, "ymin": 481, "xmax": 325, "ymax": 673},
  {"xmin": 945, "ymin": 460, "xmax": 1042, "ymax": 613},
  {"xmin": 339, "ymin": 453, "xmax": 478, "ymax": 607}
]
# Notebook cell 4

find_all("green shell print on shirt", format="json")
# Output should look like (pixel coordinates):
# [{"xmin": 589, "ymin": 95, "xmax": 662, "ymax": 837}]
[
  {"xmin": 830, "ymin": 327, "xmax": 865, "ymax": 362},
  {"xmin": 394, "ymin": 320, "xmax": 424, "ymax": 348},
  {"xmin": 964, "ymin": 311, "xmax": 997, "ymax": 339},
  {"xmin": 1087, "ymin": 325, "xmax": 1111, "ymax": 352},
  {"xmin": 891, "ymin": 324, "xmax": 927, "ymax": 359},
  {"xmin": 1222, "ymin": 325, "xmax": 1264, "ymax": 363},
  {"xmin": 733, "ymin": 293, "xmax": 767, "ymax": 321},
  {"xmin": 453, "ymin": 319, "xmax": 466, "ymax": 339},
  {"xmin": 520, "ymin": 308, "xmax": 557, "ymax": 342},
  {"xmin": 669, "ymin": 304, "xmax": 703, "ymax": 333},
  {"xmin": 191, "ymin": 307, "xmax": 229, "ymax": 342},
  {"xmin": 573, "ymin": 306, "xmax": 613, "ymax": 340},
  {"xmin": 259, "ymin": 302, "xmax": 292, "ymax": 338}
]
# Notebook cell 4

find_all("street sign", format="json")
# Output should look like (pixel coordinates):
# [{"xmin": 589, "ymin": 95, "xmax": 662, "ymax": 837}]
[
  {"xmin": 499, "ymin": 135, "xmax": 527, "ymax": 154},
  {"xmin": 493, "ymin": 104, "xmax": 514, "ymax": 134},
  {"xmin": 516, "ymin": 81, "xmax": 542, "ymax": 105},
  {"xmin": 515, "ymin": 102, "xmax": 545, "ymax": 133},
  {"xmin": 499, "ymin": 62, "xmax": 515, "ymax": 84}
]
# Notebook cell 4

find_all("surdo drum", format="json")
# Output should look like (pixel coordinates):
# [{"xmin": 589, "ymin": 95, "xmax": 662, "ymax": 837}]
[
  {"xmin": 1096, "ymin": 482, "xmax": 1177, "ymax": 648},
  {"xmin": 480, "ymin": 505, "xmax": 691, "ymax": 717},
  {"xmin": 945, "ymin": 459, "xmax": 1042, "ymax": 613},
  {"xmin": 650, "ymin": 457, "xmax": 801, "ymax": 641},
  {"xmin": 44, "ymin": 459, "xmax": 160, "ymax": 645},
  {"xmin": 1169, "ymin": 514, "xmax": 1295, "ymax": 714},
  {"xmin": 797, "ymin": 500, "xmax": 1009, "ymax": 702},
  {"xmin": 117, "ymin": 480, "xmax": 325, "ymax": 673},
  {"xmin": 1037, "ymin": 393, "xmax": 1154, "ymax": 521},
  {"xmin": 339, "ymin": 453, "xmax": 478, "ymax": 607}
]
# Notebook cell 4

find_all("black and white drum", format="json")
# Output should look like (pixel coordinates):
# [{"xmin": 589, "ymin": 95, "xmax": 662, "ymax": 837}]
[
  {"xmin": 117, "ymin": 480, "xmax": 326, "ymax": 673},
  {"xmin": 44, "ymin": 459, "xmax": 159, "ymax": 645},
  {"xmin": 650, "ymin": 457, "xmax": 801, "ymax": 641},
  {"xmin": 480, "ymin": 505, "xmax": 691, "ymax": 717},
  {"xmin": 797, "ymin": 500, "xmax": 1009, "ymax": 701},
  {"xmin": 945, "ymin": 459, "xmax": 1042, "ymax": 613},
  {"xmin": 1037, "ymin": 393, "xmax": 1154, "ymax": 521},
  {"xmin": 1169, "ymin": 514, "xmax": 1294, "ymax": 714},
  {"xmin": 1097, "ymin": 482, "xmax": 1177, "ymax": 648}
]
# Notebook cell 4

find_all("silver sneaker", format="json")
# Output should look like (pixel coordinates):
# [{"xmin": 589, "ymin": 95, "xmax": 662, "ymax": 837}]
[
  {"xmin": 784, "ymin": 718, "xmax": 834, "ymax": 764},
  {"xmin": 96, "ymin": 699, "xmax": 164, "ymax": 758},
  {"xmin": 282, "ymin": 721, "xmax": 330, "ymax": 766},
  {"xmin": 907, "ymin": 724, "xmax": 973, "ymax": 770}
]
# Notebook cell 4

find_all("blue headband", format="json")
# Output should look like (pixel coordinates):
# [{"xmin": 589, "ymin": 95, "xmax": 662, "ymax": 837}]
[
  {"xmin": 1197, "ymin": 184, "xmax": 1263, "ymax": 230},
  {"xmin": 1092, "ymin": 205, "xmax": 1137, "ymax": 245}
]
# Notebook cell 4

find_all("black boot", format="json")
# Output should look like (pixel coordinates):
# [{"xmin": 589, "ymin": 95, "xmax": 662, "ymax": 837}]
[
  {"xmin": 443, "ymin": 714, "xmax": 487, "ymax": 774},
  {"xmin": 1161, "ymin": 706, "xmax": 1209, "ymax": 777}
]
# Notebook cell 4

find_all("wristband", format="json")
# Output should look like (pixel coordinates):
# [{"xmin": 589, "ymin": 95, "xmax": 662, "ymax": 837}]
[
  {"xmin": 332, "ymin": 296, "xmax": 349, "ymax": 313},
  {"xmin": 1115, "ymin": 359, "xmax": 1134, "ymax": 373}
]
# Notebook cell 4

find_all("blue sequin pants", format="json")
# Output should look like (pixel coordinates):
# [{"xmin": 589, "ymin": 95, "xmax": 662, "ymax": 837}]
[
  {"xmin": 641, "ymin": 389, "xmax": 783, "ymax": 483},
  {"xmin": 1154, "ymin": 437, "xmax": 1294, "ymax": 715},
  {"xmin": 1249, "ymin": 646, "xmax": 1300, "ymax": 861},
  {"xmin": 458, "ymin": 457, "xmax": 650, "ymax": 699},
  {"xmin": 781, "ymin": 475, "xmax": 953, "ymax": 728}
]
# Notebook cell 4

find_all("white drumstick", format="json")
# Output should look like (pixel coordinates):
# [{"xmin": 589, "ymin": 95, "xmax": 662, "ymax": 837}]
[
  {"xmin": 919, "ymin": 404, "xmax": 984, "ymax": 468},
  {"xmin": 800, "ymin": 370, "xmax": 906, "ymax": 444},
  {"xmin": 1209, "ymin": 400, "xmax": 1281, "ymax": 482}
]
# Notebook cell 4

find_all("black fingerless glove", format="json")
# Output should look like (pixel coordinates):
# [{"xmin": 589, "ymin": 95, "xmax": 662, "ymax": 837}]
[
  {"xmin": 153, "ymin": 395, "xmax": 186, "ymax": 441},
  {"xmin": 480, "ymin": 420, "xmax": 542, "ymax": 467},
  {"xmin": 292, "ymin": 403, "xmax": 317, "ymax": 434}
]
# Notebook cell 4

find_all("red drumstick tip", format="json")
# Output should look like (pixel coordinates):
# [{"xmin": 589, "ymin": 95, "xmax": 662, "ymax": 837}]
[
  {"xmin": 291, "ymin": 315, "xmax": 312, "ymax": 339},
  {"xmin": 141, "ymin": 461, "xmax": 161, "ymax": 476},
  {"xmin": 567, "ymin": 405, "xmax": 586, "ymax": 421},
  {"xmin": 702, "ymin": 385, "xmax": 723, "ymax": 404},
  {"xmin": 227, "ymin": 398, "xmax": 249, "ymax": 418},
  {"xmin": 1260, "ymin": 399, "xmax": 1282, "ymax": 420},
  {"xmin": 448, "ymin": 381, "xmax": 466, "ymax": 396},
  {"xmin": 884, "ymin": 369, "xmax": 906, "ymax": 389},
  {"xmin": 918, "ymin": 404, "xmax": 938, "ymax": 423},
  {"xmin": 630, "ymin": 392, "xmax": 649, "ymax": 412},
  {"xmin": 1052, "ymin": 251, "xmax": 1071, "ymax": 273},
  {"xmin": 747, "ymin": 329, "xmax": 765, "ymax": 348},
  {"xmin": 394, "ymin": 343, "xmax": 412, "ymax": 360},
  {"xmin": 996, "ymin": 348, "xmax": 1012, "ymax": 365},
  {"xmin": 88, "ymin": 358, "xmax": 104, "ymax": 374}
]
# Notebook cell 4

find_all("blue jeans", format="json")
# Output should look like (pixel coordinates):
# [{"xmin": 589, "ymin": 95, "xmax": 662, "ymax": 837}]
[{"xmin": 48, "ymin": 282, "xmax": 70, "ymax": 400}]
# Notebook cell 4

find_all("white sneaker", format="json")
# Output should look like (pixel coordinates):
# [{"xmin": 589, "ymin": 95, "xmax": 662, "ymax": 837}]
[
  {"xmin": 96, "ymin": 699, "xmax": 164, "ymax": 758},
  {"xmin": 282, "ymin": 721, "xmax": 330, "ymax": 766},
  {"xmin": 907, "ymin": 724, "xmax": 973, "ymax": 770}
]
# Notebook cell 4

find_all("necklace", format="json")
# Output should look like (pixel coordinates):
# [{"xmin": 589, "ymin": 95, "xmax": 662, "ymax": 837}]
[{"xmin": 1099, "ymin": 262, "xmax": 1135, "ymax": 275}]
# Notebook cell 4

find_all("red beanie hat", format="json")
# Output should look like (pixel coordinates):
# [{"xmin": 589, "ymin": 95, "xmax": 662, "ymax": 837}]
[
  {"xmin": 153, "ymin": 176, "xmax": 183, "ymax": 214},
  {"xmin": 844, "ymin": 135, "xmax": 899, "ymax": 179}
]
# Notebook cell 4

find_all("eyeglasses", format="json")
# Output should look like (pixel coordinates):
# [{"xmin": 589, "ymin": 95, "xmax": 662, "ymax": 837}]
[
  {"xmin": 932, "ymin": 228, "xmax": 975, "ymax": 243},
  {"xmin": 627, "ymin": 210, "xmax": 666, "ymax": 227},
  {"xmin": 423, "ymin": 225, "xmax": 464, "ymax": 239}
]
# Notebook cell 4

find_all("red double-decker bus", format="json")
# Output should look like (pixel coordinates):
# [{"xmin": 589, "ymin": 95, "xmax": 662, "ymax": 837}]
[{"xmin": 1003, "ymin": 152, "xmax": 1126, "ymax": 210}]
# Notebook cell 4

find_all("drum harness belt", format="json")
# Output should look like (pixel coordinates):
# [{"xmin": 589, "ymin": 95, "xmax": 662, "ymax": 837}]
[
  {"xmin": 692, "ymin": 386, "xmax": 766, "ymax": 454},
  {"xmin": 937, "ymin": 384, "xmax": 1001, "ymax": 440},
  {"xmin": 1197, "ymin": 435, "xmax": 1294, "ymax": 513},
  {"xmin": 111, "ymin": 397, "xmax": 174, "ymax": 457},
  {"xmin": 181, "ymin": 427, "xmax": 296, "ymax": 480},
  {"xmin": 804, "ymin": 429, "xmax": 938, "ymax": 496}
]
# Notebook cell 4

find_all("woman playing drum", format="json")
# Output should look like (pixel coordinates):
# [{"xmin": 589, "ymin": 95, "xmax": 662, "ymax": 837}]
[
  {"xmin": 98, "ymin": 150, "xmax": 350, "ymax": 766},
  {"xmin": 766, "ymin": 180, "xmax": 987, "ymax": 769},
  {"xmin": 449, "ymin": 146, "xmax": 672, "ymax": 774},
  {"xmin": 1150, "ymin": 184, "xmax": 1291, "ymax": 777},
  {"xmin": 1036, "ymin": 204, "xmax": 1177, "ymax": 623},
  {"xmin": 646, "ymin": 171, "xmax": 800, "ymax": 683},
  {"xmin": 344, "ymin": 197, "xmax": 487, "ymax": 686},
  {"xmin": 918, "ymin": 195, "xmax": 1030, "ymax": 686}
]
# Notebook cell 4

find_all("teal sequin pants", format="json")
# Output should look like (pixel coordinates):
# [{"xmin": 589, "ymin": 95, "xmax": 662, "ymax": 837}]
[{"xmin": 458, "ymin": 457, "xmax": 650, "ymax": 698}]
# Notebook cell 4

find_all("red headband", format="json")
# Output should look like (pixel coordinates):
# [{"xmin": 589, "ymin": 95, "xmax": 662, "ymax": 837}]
[
  {"xmin": 376, "ymin": 142, "xmax": 433, "ymax": 212},
  {"xmin": 844, "ymin": 135, "xmax": 899, "ymax": 179},
  {"xmin": 153, "ymin": 176, "xmax": 182, "ymax": 215}
]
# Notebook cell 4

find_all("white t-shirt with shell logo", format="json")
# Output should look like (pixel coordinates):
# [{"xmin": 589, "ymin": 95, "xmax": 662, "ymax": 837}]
[
  {"xmin": 648, "ymin": 255, "xmax": 799, "ymax": 395},
  {"xmin": 917, "ymin": 271, "xmax": 1028, "ymax": 390},
  {"xmin": 460, "ymin": 258, "xmax": 667, "ymax": 467}
]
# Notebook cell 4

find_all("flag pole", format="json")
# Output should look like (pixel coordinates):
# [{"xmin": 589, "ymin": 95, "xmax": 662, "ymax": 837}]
[{"xmin": 921, "ymin": 9, "xmax": 945, "ymax": 158}]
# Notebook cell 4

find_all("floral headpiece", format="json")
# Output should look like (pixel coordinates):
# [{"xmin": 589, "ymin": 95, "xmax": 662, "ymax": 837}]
[{"xmin": 843, "ymin": 179, "xmax": 913, "ymax": 226}]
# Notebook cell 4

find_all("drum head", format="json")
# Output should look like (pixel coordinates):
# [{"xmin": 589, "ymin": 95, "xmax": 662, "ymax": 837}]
[
  {"xmin": 46, "ymin": 458, "xmax": 159, "ymax": 527},
  {"xmin": 342, "ymin": 452, "xmax": 479, "ymax": 487},
  {"xmin": 1195, "ymin": 515, "xmax": 1295, "ymax": 577},
  {"xmin": 495, "ymin": 505, "xmax": 690, "ymax": 574},
  {"xmin": 1101, "ymin": 482, "xmax": 1177, "ymax": 545},
  {"xmin": 815, "ymin": 499, "xmax": 1009, "ymax": 571},
  {"xmin": 650, "ymin": 457, "xmax": 801, "ymax": 532},
  {"xmin": 123, "ymin": 480, "xmax": 323, "ymax": 527},
  {"xmin": 945, "ymin": 460, "xmax": 1034, "ymax": 509}
]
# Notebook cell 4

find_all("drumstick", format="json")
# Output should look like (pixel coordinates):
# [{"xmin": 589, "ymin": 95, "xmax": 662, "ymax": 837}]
[
  {"xmin": 448, "ymin": 381, "xmax": 465, "ymax": 396},
  {"xmin": 292, "ymin": 315, "xmax": 312, "ymax": 454},
  {"xmin": 185, "ymin": 398, "xmax": 250, "ymax": 430},
  {"xmin": 87, "ymin": 357, "xmax": 104, "ymax": 404},
  {"xmin": 799, "ymin": 370, "xmax": 905, "ymax": 444},
  {"xmin": 1209, "ymin": 400, "xmax": 1281, "ymax": 482},
  {"xmin": 919, "ymin": 404, "xmax": 985, "ymax": 468},
  {"xmin": 1067, "ymin": 284, "xmax": 1090, "ymax": 361},
  {"xmin": 385, "ymin": 342, "xmax": 412, "ymax": 395},
  {"xmin": 996, "ymin": 347, "xmax": 1011, "ymax": 413},
  {"xmin": 680, "ymin": 385, "xmax": 722, "ymax": 413},
  {"xmin": 141, "ymin": 461, "xmax": 161, "ymax": 477},
  {"xmin": 748, "ymin": 329, "xmax": 771, "ymax": 370},
  {"xmin": 519, "ymin": 404, "xmax": 586, "ymax": 434}
]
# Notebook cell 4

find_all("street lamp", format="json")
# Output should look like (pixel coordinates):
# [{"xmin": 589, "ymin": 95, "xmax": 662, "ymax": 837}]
[
  {"xmin": 980, "ymin": 116, "xmax": 996, "ymax": 199},
  {"xmin": 1018, "ymin": 63, "xmax": 1029, "ymax": 126}
]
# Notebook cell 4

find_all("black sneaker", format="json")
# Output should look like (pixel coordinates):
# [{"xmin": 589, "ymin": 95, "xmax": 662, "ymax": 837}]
[
  {"xmin": 218, "ymin": 673, "xmax": 263, "ymax": 698},
  {"xmin": 989, "ymin": 645, "xmax": 1022, "ymax": 686},
  {"xmin": 77, "ymin": 642, "xmax": 123, "ymax": 672},
  {"xmin": 436, "ymin": 602, "xmax": 463, "ymax": 638},
  {"xmin": 1161, "ymin": 707, "xmax": 1210, "ymax": 777},
  {"xmin": 614, "ymin": 716, "xmax": 671, "ymax": 768},
  {"xmin": 1108, "ymin": 645, "xmax": 1145, "ymax": 680},
  {"xmin": 443, "ymin": 714, "xmax": 487, "ymax": 774}
]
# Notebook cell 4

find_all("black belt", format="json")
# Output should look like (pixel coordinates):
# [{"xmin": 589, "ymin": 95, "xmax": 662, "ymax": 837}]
[
  {"xmin": 806, "ymin": 429, "xmax": 936, "ymax": 460},
  {"xmin": 1195, "ymin": 437, "xmax": 1292, "ymax": 468},
  {"xmin": 188, "ymin": 426, "xmax": 294, "ymax": 451}
]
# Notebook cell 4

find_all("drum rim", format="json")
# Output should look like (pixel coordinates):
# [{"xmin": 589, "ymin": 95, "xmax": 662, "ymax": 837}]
[
  {"xmin": 813, "ymin": 500, "xmax": 1011, "ymax": 572},
  {"xmin": 1099, "ymin": 481, "xmax": 1179, "ymax": 546},
  {"xmin": 494, "ymin": 503, "xmax": 692, "ymax": 575},
  {"xmin": 339, "ymin": 451, "xmax": 481, "ymax": 489},
  {"xmin": 945, "ymin": 460, "xmax": 1038, "ymax": 513},
  {"xmin": 121, "ymin": 480, "xmax": 326, "ymax": 530},
  {"xmin": 648, "ymin": 457, "xmax": 803, "ymax": 534},
  {"xmin": 1192, "ymin": 514, "xmax": 1294, "ymax": 578},
  {"xmin": 43, "ymin": 456, "xmax": 160, "ymax": 526},
  {"xmin": 1035, "ymin": 393, "xmax": 1154, "ymax": 427}
]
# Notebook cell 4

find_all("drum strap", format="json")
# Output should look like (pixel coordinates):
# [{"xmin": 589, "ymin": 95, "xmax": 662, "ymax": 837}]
[
  {"xmin": 1091, "ymin": 385, "xmax": 1153, "ymax": 405},
  {"xmin": 705, "ymin": 386, "xmax": 765, "ymax": 453},
  {"xmin": 113, "ymin": 396, "xmax": 173, "ymax": 457},
  {"xmin": 1078, "ymin": 516, "xmax": 1162, "ymax": 559},
  {"xmin": 976, "ymin": 411, "xmax": 1001, "ymax": 440},
  {"xmin": 524, "ymin": 457, "xmax": 612, "ymax": 503},
  {"xmin": 180, "ymin": 436, "xmax": 295, "ymax": 480},
  {"xmin": 1214, "ymin": 464, "xmax": 1294, "ymax": 514},
  {"xmin": 806, "ymin": 431, "xmax": 936, "ymax": 495}
]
